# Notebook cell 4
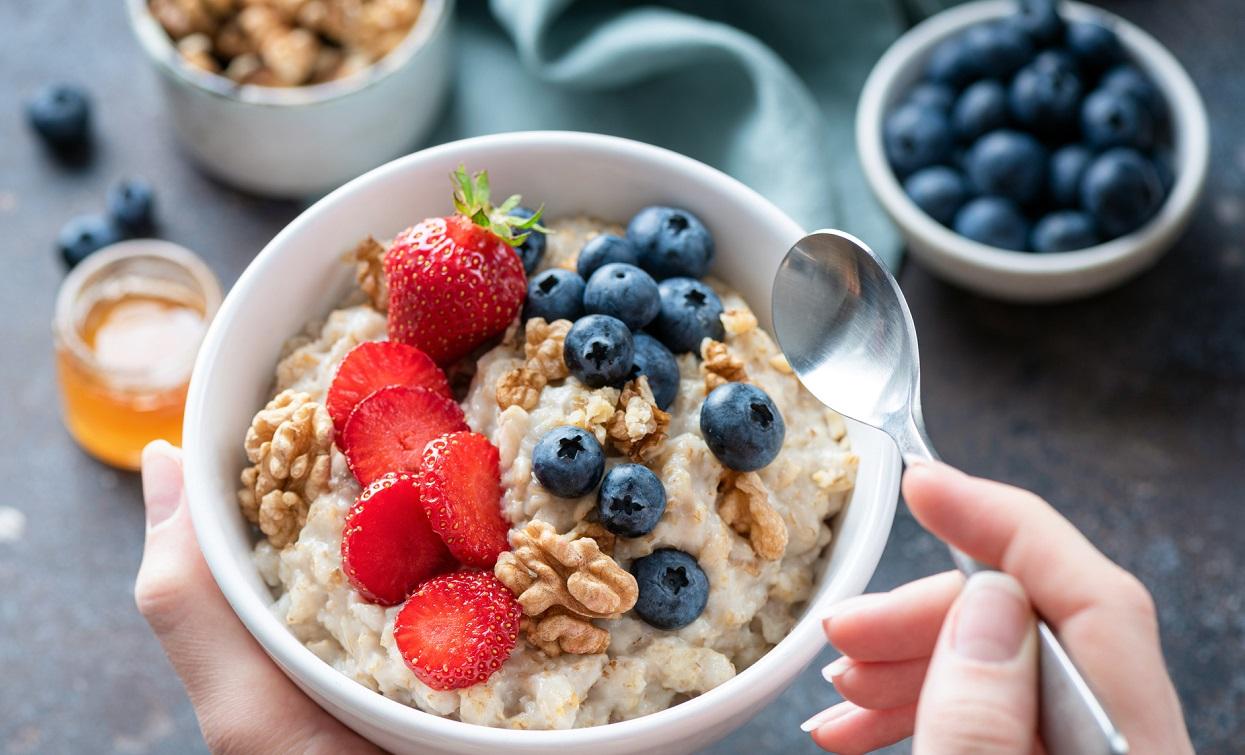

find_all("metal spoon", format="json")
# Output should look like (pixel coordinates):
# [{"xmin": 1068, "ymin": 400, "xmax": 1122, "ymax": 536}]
[{"xmin": 772, "ymin": 229, "xmax": 1128, "ymax": 755}]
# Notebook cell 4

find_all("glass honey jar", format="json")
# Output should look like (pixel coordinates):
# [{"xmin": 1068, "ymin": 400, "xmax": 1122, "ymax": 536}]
[{"xmin": 54, "ymin": 240, "xmax": 221, "ymax": 470}]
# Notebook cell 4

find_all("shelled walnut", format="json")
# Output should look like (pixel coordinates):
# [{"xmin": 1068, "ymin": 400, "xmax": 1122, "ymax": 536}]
[
  {"xmin": 605, "ymin": 377, "xmax": 669, "ymax": 463},
  {"xmin": 237, "ymin": 389, "xmax": 333, "ymax": 548},
  {"xmin": 523, "ymin": 317, "xmax": 571, "ymax": 381},
  {"xmin": 349, "ymin": 235, "xmax": 388, "ymax": 311},
  {"xmin": 148, "ymin": 0, "xmax": 424, "ymax": 87},
  {"xmin": 495, "ymin": 521, "xmax": 636, "ymax": 656},
  {"xmin": 700, "ymin": 339, "xmax": 747, "ymax": 392},
  {"xmin": 523, "ymin": 609, "xmax": 610, "ymax": 657},
  {"xmin": 718, "ymin": 470, "xmax": 788, "ymax": 561},
  {"xmin": 495, "ymin": 366, "xmax": 546, "ymax": 411}
]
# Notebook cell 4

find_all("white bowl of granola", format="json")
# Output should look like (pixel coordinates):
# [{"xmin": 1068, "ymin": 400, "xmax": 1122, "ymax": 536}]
[
  {"xmin": 183, "ymin": 131, "xmax": 902, "ymax": 754},
  {"xmin": 125, "ymin": 0, "xmax": 454, "ymax": 197}
]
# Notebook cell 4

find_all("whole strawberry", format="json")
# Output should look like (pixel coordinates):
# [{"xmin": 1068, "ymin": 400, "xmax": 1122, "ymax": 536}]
[{"xmin": 386, "ymin": 166, "xmax": 543, "ymax": 366}]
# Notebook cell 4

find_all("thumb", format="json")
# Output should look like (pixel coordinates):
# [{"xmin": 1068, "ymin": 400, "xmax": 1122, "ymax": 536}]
[{"xmin": 914, "ymin": 571, "xmax": 1039, "ymax": 755}]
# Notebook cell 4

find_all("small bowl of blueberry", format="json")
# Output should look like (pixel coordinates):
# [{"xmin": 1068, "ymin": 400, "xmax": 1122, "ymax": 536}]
[{"xmin": 857, "ymin": 0, "xmax": 1209, "ymax": 302}]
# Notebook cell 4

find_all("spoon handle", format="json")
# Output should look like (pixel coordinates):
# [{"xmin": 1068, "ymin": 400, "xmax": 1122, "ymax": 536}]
[{"xmin": 898, "ymin": 419, "xmax": 1129, "ymax": 755}]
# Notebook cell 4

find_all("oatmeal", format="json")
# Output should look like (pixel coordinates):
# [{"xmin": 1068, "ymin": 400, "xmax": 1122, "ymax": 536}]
[{"xmin": 246, "ymin": 191, "xmax": 858, "ymax": 729}]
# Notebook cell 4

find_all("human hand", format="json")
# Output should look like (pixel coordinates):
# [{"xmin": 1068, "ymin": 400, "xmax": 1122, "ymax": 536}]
[
  {"xmin": 134, "ymin": 440, "xmax": 382, "ymax": 754},
  {"xmin": 803, "ymin": 462, "xmax": 1192, "ymax": 754}
]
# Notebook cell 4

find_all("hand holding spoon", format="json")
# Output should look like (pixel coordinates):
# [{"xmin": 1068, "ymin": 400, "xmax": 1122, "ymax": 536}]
[{"xmin": 772, "ymin": 229, "xmax": 1127, "ymax": 755}]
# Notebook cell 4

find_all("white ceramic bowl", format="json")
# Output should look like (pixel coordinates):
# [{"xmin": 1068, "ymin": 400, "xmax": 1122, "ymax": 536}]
[
  {"xmin": 183, "ymin": 131, "xmax": 902, "ymax": 754},
  {"xmin": 125, "ymin": 0, "xmax": 454, "ymax": 198},
  {"xmin": 857, "ymin": 0, "xmax": 1209, "ymax": 302}
]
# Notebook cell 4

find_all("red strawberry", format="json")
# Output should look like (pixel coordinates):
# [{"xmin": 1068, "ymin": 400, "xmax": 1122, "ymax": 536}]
[
  {"xmin": 393, "ymin": 569, "xmax": 521, "ymax": 691},
  {"xmin": 385, "ymin": 166, "xmax": 542, "ymax": 366},
  {"xmin": 418, "ymin": 431, "xmax": 511, "ymax": 569},
  {"xmin": 341, "ymin": 385, "xmax": 467, "ymax": 485},
  {"xmin": 326, "ymin": 341, "xmax": 451, "ymax": 434},
  {"xmin": 341, "ymin": 473, "xmax": 455, "ymax": 606}
]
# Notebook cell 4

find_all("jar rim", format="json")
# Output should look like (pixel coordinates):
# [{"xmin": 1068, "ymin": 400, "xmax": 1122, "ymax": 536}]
[{"xmin": 54, "ymin": 240, "xmax": 223, "ymax": 388}]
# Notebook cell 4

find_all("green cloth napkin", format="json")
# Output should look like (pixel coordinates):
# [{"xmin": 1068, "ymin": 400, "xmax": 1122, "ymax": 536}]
[{"xmin": 429, "ymin": 0, "xmax": 952, "ymax": 269}]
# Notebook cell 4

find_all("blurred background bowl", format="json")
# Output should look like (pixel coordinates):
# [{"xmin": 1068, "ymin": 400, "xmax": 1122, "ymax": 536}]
[
  {"xmin": 857, "ymin": 0, "xmax": 1209, "ymax": 302},
  {"xmin": 126, "ymin": 0, "xmax": 454, "ymax": 198}
]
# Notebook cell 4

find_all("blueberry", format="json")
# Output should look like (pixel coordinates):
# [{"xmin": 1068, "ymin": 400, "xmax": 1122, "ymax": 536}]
[
  {"xmin": 105, "ymin": 178, "xmax": 156, "ymax": 236},
  {"xmin": 57, "ymin": 214, "xmax": 123, "ymax": 269},
  {"xmin": 907, "ymin": 82, "xmax": 956, "ymax": 113},
  {"xmin": 650, "ymin": 278, "xmax": 725, "ymax": 354},
  {"xmin": 564, "ymin": 314, "xmax": 635, "ymax": 388},
  {"xmin": 1153, "ymin": 151, "xmax": 1176, "ymax": 193},
  {"xmin": 1081, "ymin": 148, "xmax": 1164, "ymax": 238},
  {"xmin": 532, "ymin": 426, "xmax": 606, "ymax": 499},
  {"xmin": 1081, "ymin": 88, "xmax": 1154, "ymax": 151},
  {"xmin": 952, "ymin": 80, "xmax": 1010, "ymax": 143},
  {"xmin": 964, "ymin": 130, "xmax": 1047, "ymax": 206},
  {"xmin": 700, "ymin": 382, "xmax": 785, "ymax": 472},
  {"xmin": 524, "ymin": 268, "xmax": 585, "ymax": 322},
  {"xmin": 577, "ymin": 233, "xmax": 640, "ymax": 279},
  {"xmin": 923, "ymin": 33, "xmax": 979, "ymax": 89},
  {"xmin": 1048, "ymin": 144, "xmax": 1093, "ymax": 207},
  {"xmin": 904, "ymin": 166, "xmax": 969, "ymax": 226},
  {"xmin": 953, "ymin": 197, "xmax": 1030, "ymax": 251},
  {"xmin": 963, "ymin": 21, "xmax": 1033, "ymax": 78},
  {"xmin": 1010, "ymin": 51, "xmax": 1082, "ymax": 138},
  {"xmin": 627, "ymin": 206, "xmax": 714, "ymax": 280},
  {"xmin": 597, "ymin": 464, "xmax": 667, "ymax": 538},
  {"xmin": 1015, "ymin": 0, "xmax": 1065, "ymax": 46},
  {"xmin": 508, "ymin": 207, "xmax": 546, "ymax": 275},
  {"xmin": 1066, "ymin": 21, "xmax": 1124, "ymax": 72},
  {"xmin": 1100, "ymin": 64, "xmax": 1165, "ymax": 122},
  {"xmin": 26, "ymin": 83, "xmax": 91, "ymax": 149},
  {"xmin": 1031, "ymin": 210, "xmax": 1099, "ymax": 252},
  {"xmin": 883, "ymin": 103, "xmax": 953, "ymax": 178},
  {"xmin": 631, "ymin": 549, "xmax": 709, "ymax": 630},
  {"xmin": 584, "ymin": 263, "xmax": 661, "ymax": 330},
  {"xmin": 630, "ymin": 333, "xmax": 680, "ymax": 411}
]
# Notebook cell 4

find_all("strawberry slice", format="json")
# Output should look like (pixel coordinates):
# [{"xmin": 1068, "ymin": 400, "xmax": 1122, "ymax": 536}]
[
  {"xmin": 327, "ymin": 341, "xmax": 451, "ymax": 434},
  {"xmin": 341, "ymin": 385, "xmax": 467, "ymax": 485},
  {"xmin": 340, "ymin": 473, "xmax": 455, "ymax": 606},
  {"xmin": 393, "ymin": 570, "xmax": 521, "ymax": 690},
  {"xmin": 418, "ymin": 431, "xmax": 511, "ymax": 569}
]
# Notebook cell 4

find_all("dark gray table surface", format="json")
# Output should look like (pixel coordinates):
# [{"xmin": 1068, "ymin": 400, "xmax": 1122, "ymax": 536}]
[{"xmin": 2, "ymin": 1, "xmax": 1242, "ymax": 753}]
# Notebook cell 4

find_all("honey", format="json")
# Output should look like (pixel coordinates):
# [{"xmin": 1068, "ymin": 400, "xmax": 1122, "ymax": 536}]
[{"xmin": 54, "ymin": 242, "xmax": 221, "ymax": 470}]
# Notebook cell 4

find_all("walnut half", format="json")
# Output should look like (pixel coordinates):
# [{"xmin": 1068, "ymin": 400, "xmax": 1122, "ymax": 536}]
[
  {"xmin": 605, "ymin": 376, "xmax": 670, "ymax": 463},
  {"xmin": 238, "ymin": 389, "xmax": 333, "ymax": 548},
  {"xmin": 349, "ymin": 235, "xmax": 388, "ymax": 312},
  {"xmin": 495, "ymin": 521, "xmax": 637, "ymax": 656},
  {"xmin": 718, "ymin": 470, "xmax": 788, "ymax": 561}
]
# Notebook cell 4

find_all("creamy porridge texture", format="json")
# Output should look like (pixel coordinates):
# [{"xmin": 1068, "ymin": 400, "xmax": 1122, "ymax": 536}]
[{"xmin": 247, "ymin": 212, "xmax": 859, "ymax": 729}]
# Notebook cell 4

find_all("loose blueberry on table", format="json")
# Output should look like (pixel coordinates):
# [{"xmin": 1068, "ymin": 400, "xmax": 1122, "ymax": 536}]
[
  {"xmin": 57, "ymin": 214, "xmax": 123, "ymax": 269},
  {"xmin": 25, "ymin": 82, "xmax": 92, "ymax": 151},
  {"xmin": 106, "ymin": 178, "xmax": 157, "ymax": 236},
  {"xmin": 885, "ymin": 0, "xmax": 1172, "ymax": 253}
]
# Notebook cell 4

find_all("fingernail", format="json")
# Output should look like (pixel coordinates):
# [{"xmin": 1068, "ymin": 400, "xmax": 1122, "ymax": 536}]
[
  {"xmin": 822, "ymin": 593, "xmax": 886, "ymax": 624},
  {"xmin": 141, "ymin": 440, "xmax": 183, "ymax": 528},
  {"xmin": 952, "ymin": 572, "xmax": 1031, "ymax": 662},
  {"xmin": 800, "ymin": 702, "xmax": 853, "ymax": 732},
  {"xmin": 821, "ymin": 655, "xmax": 852, "ymax": 683}
]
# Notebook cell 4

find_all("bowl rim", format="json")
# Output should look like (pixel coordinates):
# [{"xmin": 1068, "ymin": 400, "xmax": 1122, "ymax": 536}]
[
  {"xmin": 124, "ymin": 0, "xmax": 453, "ymax": 107},
  {"xmin": 183, "ymin": 130, "xmax": 901, "ymax": 748},
  {"xmin": 856, "ymin": 0, "xmax": 1210, "ymax": 275}
]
